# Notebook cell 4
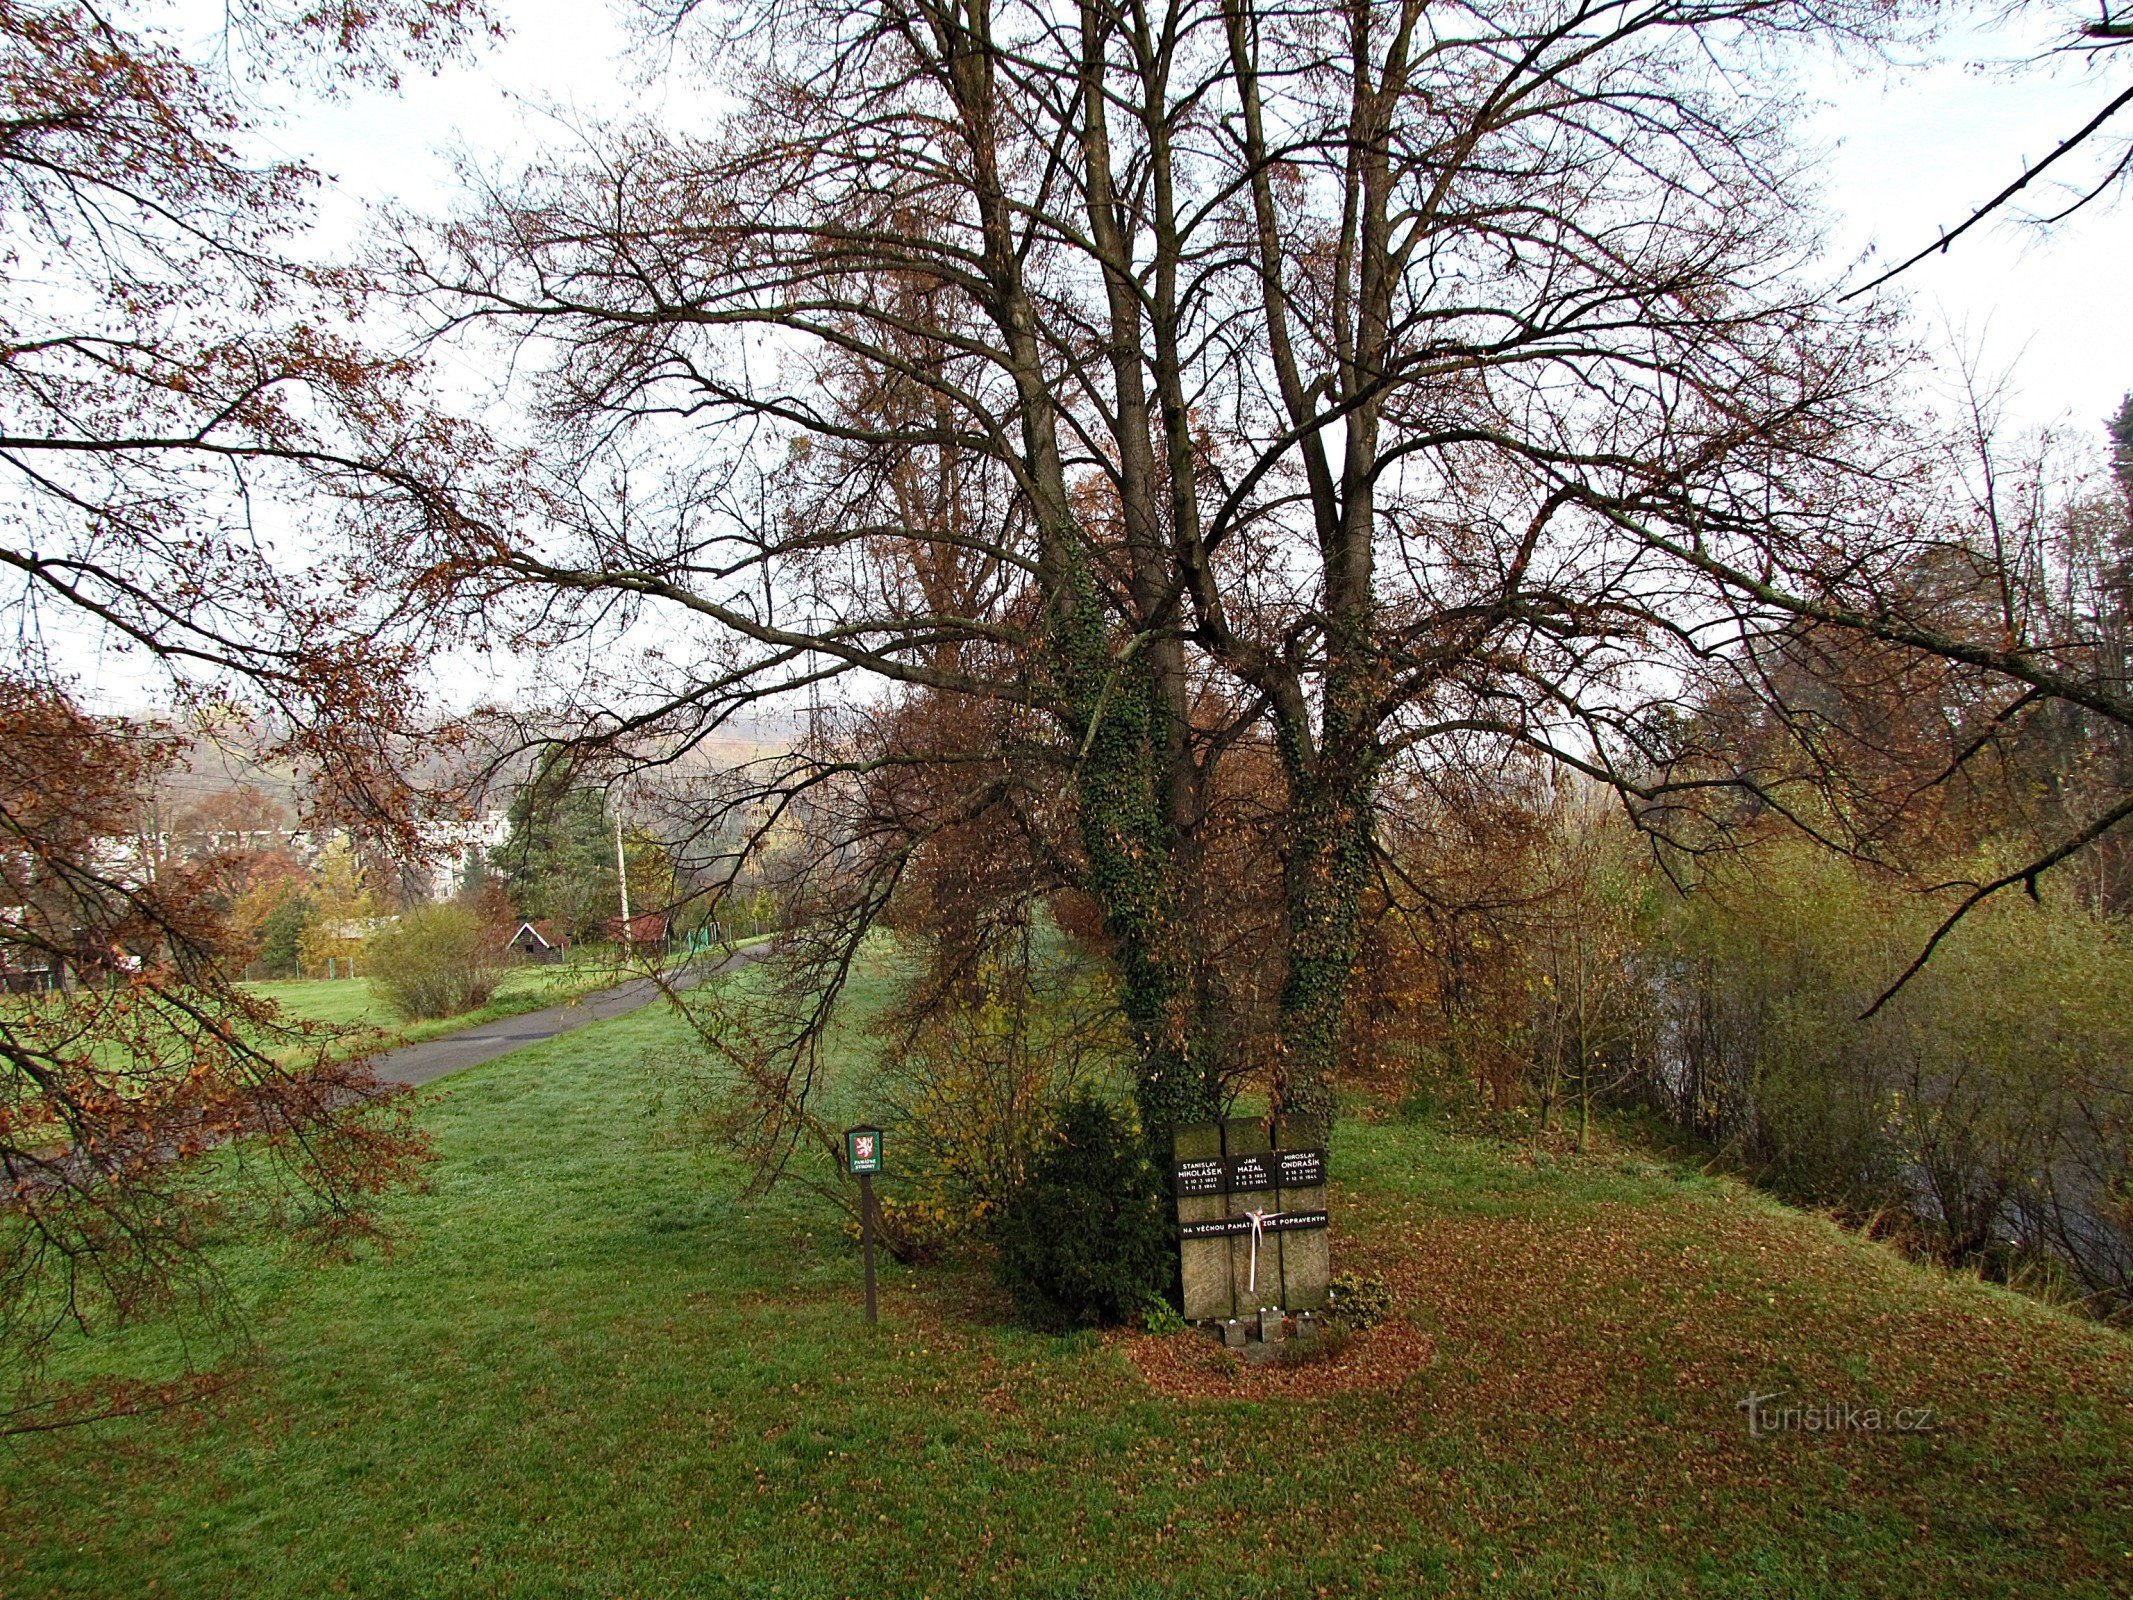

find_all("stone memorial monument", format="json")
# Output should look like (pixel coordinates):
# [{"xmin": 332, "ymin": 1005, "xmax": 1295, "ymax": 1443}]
[
  {"xmin": 1171, "ymin": 1117, "xmax": 1330, "ymax": 1341},
  {"xmin": 1273, "ymin": 1122, "xmax": 1328, "ymax": 1311},
  {"xmin": 1223, "ymin": 1116, "xmax": 1275, "ymax": 1315}
]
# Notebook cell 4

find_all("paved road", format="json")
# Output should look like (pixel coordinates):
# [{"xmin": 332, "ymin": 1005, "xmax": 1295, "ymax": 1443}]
[{"xmin": 372, "ymin": 945, "xmax": 768, "ymax": 1088}]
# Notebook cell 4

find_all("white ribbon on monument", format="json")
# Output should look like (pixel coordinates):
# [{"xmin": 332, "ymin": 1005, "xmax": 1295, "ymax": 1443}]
[{"xmin": 1244, "ymin": 1208, "xmax": 1275, "ymax": 1296}]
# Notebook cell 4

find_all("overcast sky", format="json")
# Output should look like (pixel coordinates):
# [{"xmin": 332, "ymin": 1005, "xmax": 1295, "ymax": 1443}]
[
  {"xmin": 240, "ymin": 0, "xmax": 2133, "ymax": 436},
  {"xmin": 1802, "ymin": 18, "xmax": 2133, "ymax": 442},
  {"xmin": 53, "ymin": 2, "xmax": 2127, "ymax": 711}
]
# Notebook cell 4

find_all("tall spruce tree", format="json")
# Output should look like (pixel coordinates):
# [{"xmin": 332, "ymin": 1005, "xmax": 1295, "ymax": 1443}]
[
  {"xmin": 2109, "ymin": 393, "xmax": 2133, "ymax": 525},
  {"xmin": 494, "ymin": 787, "xmax": 620, "ymax": 943}
]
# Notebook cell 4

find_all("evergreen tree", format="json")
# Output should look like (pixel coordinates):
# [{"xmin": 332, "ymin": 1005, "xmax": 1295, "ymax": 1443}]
[
  {"xmin": 2109, "ymin": 392, "xmax": 2133, "ymax": 530},
  {"xmin": 493, "ymin": 786, "xmax": 620, "ymax": 942},
  {"xmin": 255, "ymin": 891, "xmax": 314, "ymax": 980}
]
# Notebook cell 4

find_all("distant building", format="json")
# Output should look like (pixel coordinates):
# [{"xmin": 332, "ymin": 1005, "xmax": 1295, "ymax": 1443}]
[
  {"xmin": 607, "ymin": 912, "xmax": 670, "ymax": 949},
  {"xmin": 0, "ymin": 913, "xmax": 55, "ymax": 994},
  {"xmin": 506, "ymin": 920, "xmax": 566, "ymax": 962},
  {"xmin": 423, "ymin": 813, "xmax": 512, "ymax": 902}
]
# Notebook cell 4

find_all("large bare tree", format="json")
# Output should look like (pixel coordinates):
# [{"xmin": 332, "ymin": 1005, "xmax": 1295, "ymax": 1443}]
[{"xmin": 408, "ymin": 0, "xmax": 1933, "ymax": 1153}]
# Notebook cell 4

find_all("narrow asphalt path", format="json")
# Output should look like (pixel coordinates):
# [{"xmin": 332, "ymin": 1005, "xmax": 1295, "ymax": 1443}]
[{"xmin": 372, "ymin": 944, "xmax": 769, "ymax": 1088}]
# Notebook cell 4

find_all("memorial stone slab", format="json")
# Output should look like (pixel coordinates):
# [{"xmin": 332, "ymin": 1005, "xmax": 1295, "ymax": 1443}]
[
  {"xmin": 1173, "ymin": 1116, "xmax": 1335, "ymax": 1334},
  {"xmin": 1173, "ymin": 1122, "xmax": 1233, "ymax": 1322},
  {"xmin": 1273, "ymin": 1122, "xmax": 1330, "ymax": 1310},
  {"xmin": 1221, "ymin": 1118, "xmax": 1280, "ymax": 1309}
]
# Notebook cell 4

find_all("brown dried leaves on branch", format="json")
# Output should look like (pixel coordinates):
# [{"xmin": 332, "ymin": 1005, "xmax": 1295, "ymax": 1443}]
[
  {"xmin": 1, "ymin": 0, "xmax": 517, "ymax": 851},
  {"xmin": 0, "ymin": 0, "xmax": 513, "ymax": 1416},
  {"xmin": 0, "ymin": 679, "xmax": 429, "ymax": 1427}
]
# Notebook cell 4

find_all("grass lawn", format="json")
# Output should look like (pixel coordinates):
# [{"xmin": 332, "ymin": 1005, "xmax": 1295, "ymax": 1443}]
[
  {"xmin": 4, "ymin": 996, "xmax": 2130, "ymax": 1598},
  {"xmin": 242, "ymin": 959, "xmax": 650, "ymax": 1054}
]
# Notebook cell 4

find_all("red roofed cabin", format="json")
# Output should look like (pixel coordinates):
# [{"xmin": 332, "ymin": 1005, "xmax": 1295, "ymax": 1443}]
[
  {"xmin": 506, "ymin": 920, "xmax": 566, "ymax": 963},
  {"xmin": 609, "ymin": 912, "xmax": 670, "ymax": 950}
]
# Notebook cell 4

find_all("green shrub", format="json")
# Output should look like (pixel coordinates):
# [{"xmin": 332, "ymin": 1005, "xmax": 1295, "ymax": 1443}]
[
  {"xmin": 994, "ymin": 1092, "xmax": 1171, "ymax": 1332},
  {"xmin": 860, "ymin": 929, "xmax": 1125, "ymax": 1244},
  {"xmin": 1137, "ymin": 1293, "xmax": 1189, "ymax": 1335},
  {"xmin": 1323, "ymin": 1269, "xmax": 1393, "ymax": 1333},
  {"xmin": 255, "ymin": 891, "xmax": 312, "ymax": 979},
  {"xmin": 367, "ymin": 904, "xmax": 508, "ymax": 1021},
  {"xmin": 1639, "ymin": 841, "xmax": 2133, "ymax": 1310}
]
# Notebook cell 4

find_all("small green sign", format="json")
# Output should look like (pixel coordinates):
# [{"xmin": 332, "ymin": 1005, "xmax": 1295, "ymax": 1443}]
[{"xmin": 845, "ymin": 1125, "xmax": 883, "ymax": 1175}]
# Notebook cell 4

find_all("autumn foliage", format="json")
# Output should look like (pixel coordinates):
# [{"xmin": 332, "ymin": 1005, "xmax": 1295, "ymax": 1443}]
[
  {"xmin": 0, "ymin": 0, "xmax": 504, "ymax": 1422},
  {"xmin": 0, "ymin": 680, "xmax": 427, "ymax": 1426}
]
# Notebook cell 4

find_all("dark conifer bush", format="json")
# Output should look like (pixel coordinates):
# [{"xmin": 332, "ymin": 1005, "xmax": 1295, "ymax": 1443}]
[{"xmin": 994, "ymin": 1093, "xmax": 1171, "ymax": 1331}]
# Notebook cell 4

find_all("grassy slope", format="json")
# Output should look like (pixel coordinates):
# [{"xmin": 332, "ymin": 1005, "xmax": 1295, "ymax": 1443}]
[
  {"xmin": 246, "ymin": 938, "xmax": 776, "ymax": 1053},
  {"xmin": 243, "ymin": 960, "xmax": 650, "ymax": 1056},
  {"xmin": 3, "ymin": 1000, "xmax": 2130, "ymax": 1599}
]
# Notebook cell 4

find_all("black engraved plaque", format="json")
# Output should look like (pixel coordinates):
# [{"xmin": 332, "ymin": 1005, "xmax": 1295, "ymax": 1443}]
[
  {"xmin": 1275, "ymin": 1148, "xmax": 1326, "ymax": 1188},
  {"xmin": 1173, "ymin": 1157, "xmax": 1225, "ymax": 1199}
]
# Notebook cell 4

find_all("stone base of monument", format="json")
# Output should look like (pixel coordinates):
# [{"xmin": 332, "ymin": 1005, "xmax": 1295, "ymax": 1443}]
[{"xmin": 1205, "ymin": 1307, "xmax": 1303, "ymax": 1362}]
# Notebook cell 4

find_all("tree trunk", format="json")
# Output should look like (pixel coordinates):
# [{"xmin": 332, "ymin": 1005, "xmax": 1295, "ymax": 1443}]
[
  {"xmin": 1047, "ymin": 569, "xmax": 1218, "ymax": 1153},
  {"xmin": 1272, "ymin": 666, "xmax": 1381, "ymax": 1139}
]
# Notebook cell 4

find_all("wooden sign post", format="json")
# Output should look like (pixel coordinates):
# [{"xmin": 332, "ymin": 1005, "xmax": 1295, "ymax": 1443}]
[{"xmin": 845, "ymin": 1125, "xmax": 883, "ymax": 1325}]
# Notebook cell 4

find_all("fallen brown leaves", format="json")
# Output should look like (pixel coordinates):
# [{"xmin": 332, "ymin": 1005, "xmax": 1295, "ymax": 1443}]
[
  {"xmin": 1110, "ymin": 1150, "xmax": 2132, "ymax": 1585},
  {"xmin": 1113, "ymin": 1316, "xmax": 1434, "ymax": 1400},
  {"xmin": 0, "ymin": 1369, "xmax": 242, "ymax": 1437}
]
